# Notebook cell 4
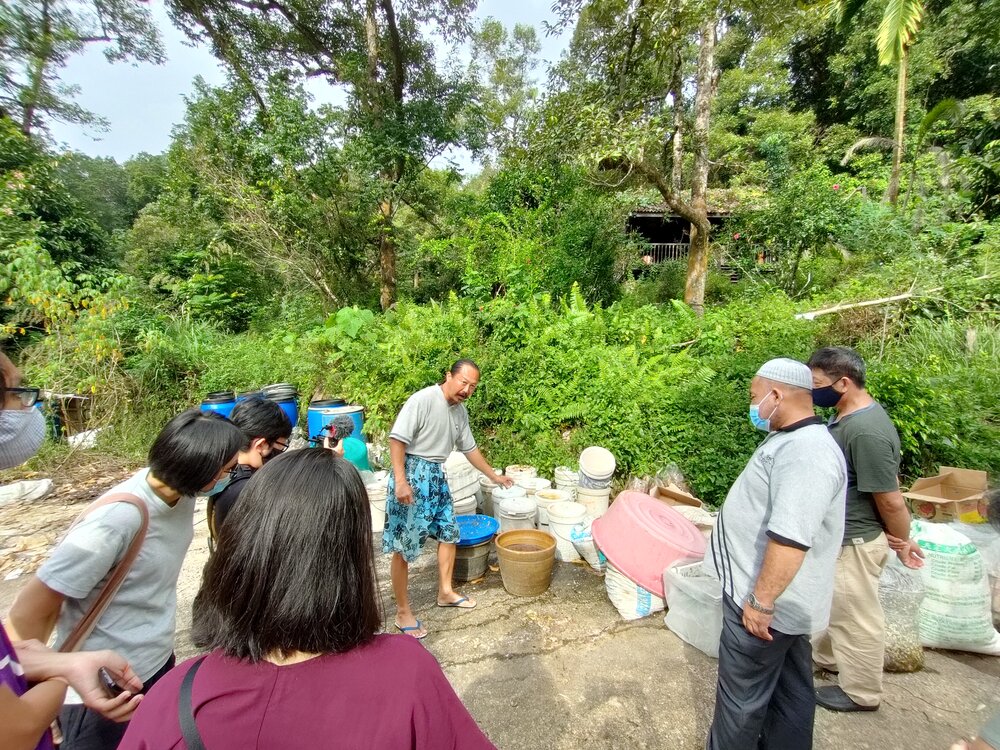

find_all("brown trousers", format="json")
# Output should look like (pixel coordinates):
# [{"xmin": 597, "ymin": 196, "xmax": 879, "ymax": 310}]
[{"xmin": 812, "ymin": 533, "xmax": 891, "ymax": 707}]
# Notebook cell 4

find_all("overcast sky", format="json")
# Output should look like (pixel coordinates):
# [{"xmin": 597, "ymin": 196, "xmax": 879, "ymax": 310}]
[{"xmin": 46, "ymin": 1, "xmax": 571, "ymax": 165}]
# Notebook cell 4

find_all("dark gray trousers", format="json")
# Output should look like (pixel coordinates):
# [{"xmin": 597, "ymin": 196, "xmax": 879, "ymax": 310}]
[{"xmin": 707, "ymin": 596, "xmax": 815, "ymax": 750}]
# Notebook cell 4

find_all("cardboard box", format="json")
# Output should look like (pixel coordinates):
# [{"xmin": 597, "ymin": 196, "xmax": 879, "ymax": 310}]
[
  {"xmin": 652, "ymin": 483, "xmax": 703, "ymax": 509},
  {"xmin": 902, "ymin": 466, "xmax": 989, "ymax": 524}
]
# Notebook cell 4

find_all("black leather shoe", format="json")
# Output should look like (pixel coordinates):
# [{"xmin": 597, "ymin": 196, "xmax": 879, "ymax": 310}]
[{"xmin": 815, "ymin": 685, "xmax": 879, "ymax": 712}]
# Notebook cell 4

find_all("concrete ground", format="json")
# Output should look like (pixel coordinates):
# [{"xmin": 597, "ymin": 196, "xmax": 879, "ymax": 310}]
[
  {"xmin": 170, "ymin": 510, "xmax": 1000, "ymax": 750},
  {"xmin": 4, "ymin": 500, "xmax": 999, "ymax": 750}
]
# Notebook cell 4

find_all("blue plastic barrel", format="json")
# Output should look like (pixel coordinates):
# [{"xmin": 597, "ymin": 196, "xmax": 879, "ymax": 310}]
[
  {"xmin": 235, "ymin": 390, "xmax": 262, "ymax": 403},
  {"xmin": 307, "ymin": 400, "xmax": 365, "ymax": 444},
  {"xmin": 270, "ymin": 397, "xmax": 299, "ymax": 429},
  {"xmin": 200, "ymin": 391, "xmax": 236, "ymax": 419}
]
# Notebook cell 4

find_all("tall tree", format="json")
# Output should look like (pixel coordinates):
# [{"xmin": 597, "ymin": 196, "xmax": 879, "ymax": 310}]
[
  {"xmin": 0, "ymin": 0, "xmax": 164, "ymax": 137},
  {"xmin": 469, "ymin": 18, "xmax": 541, "ymax": 161},
  {"xmin": 822, "ymin": 0, "xmax": 925, "ymax": 204},
  {"xmin": 542, "ymin": 0, "xmax": 737, "ymax": 313},
  {"xmin": 167, "ymin": 0, "xmax": 484, "ymax": 310}
]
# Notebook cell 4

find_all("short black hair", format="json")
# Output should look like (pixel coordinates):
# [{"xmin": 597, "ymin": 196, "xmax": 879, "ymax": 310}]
[
  {"xmin": 807, "ymin": 346, "xmax": 867, "ymax": 388},
  {"xmin": 148, "ymin": 409, "xmax": 243, "ymax": 495},
  {"xmin": 229, "ymin": 397, "xmax": 292, "ymax": 449},
  {"xmin": 191, "ymin": 449, "xmax": 381, "ymax": 661},
  {"xmin": 450, "ymin": 358, "xmax": 480, "ymax": 377}
]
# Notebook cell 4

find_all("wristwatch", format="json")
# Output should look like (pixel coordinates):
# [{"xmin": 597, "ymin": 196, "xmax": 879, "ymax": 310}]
[{"xmin": 746, "ymin": 592, "xmax": 775, "ymax": 615}]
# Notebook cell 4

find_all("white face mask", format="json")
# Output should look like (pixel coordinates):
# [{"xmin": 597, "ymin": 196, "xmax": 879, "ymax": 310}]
[{"xmin": 0, "ymin": 407, "xmax": 46, "ymax": 470}]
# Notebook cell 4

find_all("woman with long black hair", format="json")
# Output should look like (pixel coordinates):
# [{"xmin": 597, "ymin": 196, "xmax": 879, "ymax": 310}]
[{"xmin": 119, "ymin": 448, "xmax": 495, "ymax": 749}]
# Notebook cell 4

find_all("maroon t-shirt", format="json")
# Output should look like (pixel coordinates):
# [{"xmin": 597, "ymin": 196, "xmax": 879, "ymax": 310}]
[{"xmin": 118, "ymin": 634, "xmax": 495, "ymax": 749}]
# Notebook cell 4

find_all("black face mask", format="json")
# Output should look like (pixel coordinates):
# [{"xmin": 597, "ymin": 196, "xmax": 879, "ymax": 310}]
[
  {"xmin": 812, "ymin": 384, "xmax": 844, "ymax": 408},
  {"xmin": 261, "ymin": 446, "xmax": 279, "ymax": 464}
]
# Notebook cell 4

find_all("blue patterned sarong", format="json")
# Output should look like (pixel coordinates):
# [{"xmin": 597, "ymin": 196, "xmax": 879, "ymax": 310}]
[{"xmin": 382, "ymin": 455, "xmax": 459, "ymax": 562}]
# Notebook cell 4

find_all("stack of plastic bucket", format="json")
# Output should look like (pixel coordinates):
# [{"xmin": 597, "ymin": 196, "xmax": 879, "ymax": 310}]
[
  {"xmin": 554, "ymin": 465, "xmax": 579, "ymax": 501},
  {"xmin": 306, "ymin": 399, "xmax": 366, "ymax": 445},
  {"xmin": 261, "ymin": 383, "xmax": 299, "ymax": 428},
  {"xmin": 200, "ymin": 391, "xmax": 236, "ymax": 419}
]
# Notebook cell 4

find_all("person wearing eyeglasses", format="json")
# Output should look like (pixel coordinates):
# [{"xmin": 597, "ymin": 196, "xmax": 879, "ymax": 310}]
[
  {"xmin": 1, "ymin": 349, "xmax": 146, "ymax": 750},
  {"xmin": 0, "ymin": 350, "xmax": 45, "ymax": 470},
  {"xmin": 9, "ymin": 410, "xmax": 243, "ymax": 750},
  {"xmin": 207, "ymin": 397, "xmax": 292, "ymax": 543}
]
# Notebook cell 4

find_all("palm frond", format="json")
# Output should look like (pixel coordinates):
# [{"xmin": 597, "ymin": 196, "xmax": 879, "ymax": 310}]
[
  {"xmin": 877, "ymin": 0, "xmax": 925, "ymax": 65},
  {"xmin": 915, "ymin": 99, "xmax": 963, "ymax": 150},
  {"xmin": 841, "ymin": 137, "xmax": 895, "ymax": 165}
]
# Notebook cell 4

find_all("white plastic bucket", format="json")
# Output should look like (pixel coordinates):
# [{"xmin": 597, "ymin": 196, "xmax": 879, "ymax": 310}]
[
  {"xmin": 453, "ymin": 494, "xmax": 477, "ymax": 517},
  {"xmin": 576, "ymin": 486, "xmax": 611, "ymax": 519},
  {"xmin": 516, "ymin": 476, "xmax": 552, "ymax": 497},
  {"xmin": 492, "ymin": 485, "xmax": 527, "ymax": 521},
  {"xmin": 579, "ymin": 446, "xmax": 615, "ymax": 488},
  {"xmin": 366, "ymin": 483, "xmax": 388, "ymax": 534},
  {"xmin": 534, "ymin": 489, "xmax": 571, "ymax": 530},
  {"xmin": 499, "ymin": 495, "xmax": 538, "ymax": 534},
  {"xmin": 554, "ymin": 465, "xmax": 578, "ymax": 484},
  {"xmin": 505, "ymin": 465, "xmax": 537, "ymax": 483},
  {"xmin": 547, "ymin": 501, "xmax": 588, "ymax": 562}
]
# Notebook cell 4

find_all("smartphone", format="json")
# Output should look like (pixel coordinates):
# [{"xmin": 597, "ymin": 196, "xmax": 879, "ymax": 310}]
[{"xmin": 98, "ymin": 667, "xmax": 124, "ymax": 699}]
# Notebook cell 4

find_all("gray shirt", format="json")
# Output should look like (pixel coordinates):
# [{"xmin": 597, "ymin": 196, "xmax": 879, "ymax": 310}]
[
  {"xmin": 703, "ymin": 419, "xmax": 847, "ymax": 635},
  {"xmin": 38, "ymin": 468, "xmax": 196, "ymax": 687},
  {"xmin": 389, "ymin": 385, "xmax": 476, "ymax": 463}
]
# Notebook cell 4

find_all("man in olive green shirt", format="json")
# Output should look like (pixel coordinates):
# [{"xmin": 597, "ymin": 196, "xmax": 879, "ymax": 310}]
[{"xmin": 808, "ymin": 347, "xmax": 924, "ymax": 713}]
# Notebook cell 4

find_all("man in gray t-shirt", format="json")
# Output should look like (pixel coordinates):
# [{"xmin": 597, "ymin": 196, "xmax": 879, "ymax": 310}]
[
  {"xmin": 383, "ymin": 360, "xmax": 511, "ymax": 640},
  {"xmin": 808, "ymin": 346, "xmax": 924, "ymax": 714},
  {"xmin": 705, "ymin": 358, "xmax": 846, "ymax": 750}
]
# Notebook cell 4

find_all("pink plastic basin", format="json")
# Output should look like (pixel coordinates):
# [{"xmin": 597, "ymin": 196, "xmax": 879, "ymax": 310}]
[{"xmin": 592, "ymin": 491, "xmax": 706, "ymax": 598}]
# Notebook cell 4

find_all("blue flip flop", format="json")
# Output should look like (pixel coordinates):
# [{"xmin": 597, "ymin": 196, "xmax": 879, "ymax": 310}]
[
  {"xmin": 437, "ymin": 596, "xmax": 476, "ymax": 610},
  {"xmin": 394, "ymin": 620, "xmax": 428, "ymax": 640}
]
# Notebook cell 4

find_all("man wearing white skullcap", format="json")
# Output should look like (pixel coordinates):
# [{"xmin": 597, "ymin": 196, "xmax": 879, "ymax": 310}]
[{"xmin": 705, "ymin": 358, "xmax": 847, "ymax": 750}]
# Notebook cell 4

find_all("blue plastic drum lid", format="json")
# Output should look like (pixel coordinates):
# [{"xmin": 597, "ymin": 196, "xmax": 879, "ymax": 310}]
[
  {"xmin": 306, "ymin": 402, "xmax": 365, "ymax": 444},
  {"xmin": 200, "ymin": 391, "xmax": 236, "ymax": 419},
  {"xmin": 456, "ymin": 514, "xmax": 500, "ymax": 547}
]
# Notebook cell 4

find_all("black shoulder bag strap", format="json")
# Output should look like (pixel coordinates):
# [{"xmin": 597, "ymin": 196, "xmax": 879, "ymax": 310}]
[{"xmin": 179, "ymin": 656, "xmax": 209, "ymax": 750}]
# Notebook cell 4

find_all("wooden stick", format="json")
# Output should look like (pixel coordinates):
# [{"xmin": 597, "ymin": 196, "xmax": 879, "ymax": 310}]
[{"xmin": 795, "ymin": 275, "xmax": 992, "ymax": 320}]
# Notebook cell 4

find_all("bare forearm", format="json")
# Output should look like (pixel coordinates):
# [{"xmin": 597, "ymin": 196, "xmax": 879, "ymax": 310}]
[
  {"xmin": 874, "ymin": 490, "xmax": 911, "ymax": 539},
  {"xmin": 389, "ymin": 439, "xmax": 408, "ymax": 483},
  {"xmin": 753, "ymin": 540, "xmax": 807, "ymax": 607},
  {"xmin": 0, "ymin": 681, "xmax": 67, "ymax": 750},
  {"xmin": 8, "ymin": 577, "xmax": 65, "ymax": 642}
]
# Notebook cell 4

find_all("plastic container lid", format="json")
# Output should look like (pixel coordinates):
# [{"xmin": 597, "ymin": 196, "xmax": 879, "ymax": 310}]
[
  {"xmin": 516, "ymin": 477, "xmax": 552, "ymax": 494},
  {"xmin": 457, "ymin": 514, "xmax": 500, "ymax": 546},
  {"xmin": 579, "ymin": 446, "xmax": 616, "ymax": 478},
  {"xmin": 203, "ymin": 391, "xmax": 236, "ymax": 403},
  {"xmin": 492, "ymin": 485, "xmax": 527, "ymax": 501},
  {"xmin": 499, "ymin": 495, "xmax": 537, "ymax": 517},
  {"xmin": 309, "ymin": 398, "xmax": 348, "ymax": 408}
]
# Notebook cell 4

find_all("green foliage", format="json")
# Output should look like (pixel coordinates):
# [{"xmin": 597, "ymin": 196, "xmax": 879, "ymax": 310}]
[{"xmin": 0, "ymin": 0, "xmax": 164, "ymax": 135}]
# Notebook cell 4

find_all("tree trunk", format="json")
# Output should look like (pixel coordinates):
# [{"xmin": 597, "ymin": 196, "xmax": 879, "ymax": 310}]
[
  {"xmin": 22, "ymin": 0, "xmax": 53, "ymax": 136},
  {"xmin": 670, "ymin": 41, "xmax": 684, "ymax": 192},
  {"xmin": 886, "ymin": 48, "xmax": 908, "ymax": 206},
  {"xmin": 683, "ymin": 17, "xmax": 716, "ymax": 315},
  {"xmin": 378, "ymin": 198, "xmax": 396, "ymax": 310}
]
